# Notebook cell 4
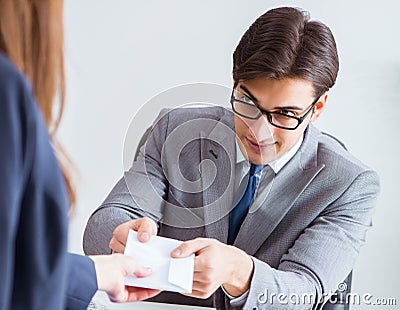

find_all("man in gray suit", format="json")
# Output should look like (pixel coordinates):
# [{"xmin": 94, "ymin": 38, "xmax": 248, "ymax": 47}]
[{"xmin": 83, "ymin": 7, "xmax": 379, "ymax": 310}]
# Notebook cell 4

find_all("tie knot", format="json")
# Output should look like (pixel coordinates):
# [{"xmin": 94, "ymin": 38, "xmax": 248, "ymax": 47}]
[{"xmin": 249, "ymin": 164, "xmax": 263, "ymax": 176}]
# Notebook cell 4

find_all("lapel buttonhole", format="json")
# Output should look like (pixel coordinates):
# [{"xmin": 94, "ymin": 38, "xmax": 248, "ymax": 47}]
[{"xmin": 209, "ymin": 149, "xmax": 218, "ymax": 159}]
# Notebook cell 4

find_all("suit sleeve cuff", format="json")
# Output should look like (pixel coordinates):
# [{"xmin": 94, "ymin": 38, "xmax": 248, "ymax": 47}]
[
  {"xmin": 66, "ymin": 253, "xmax": 98, "ymax": 310},
  {"xmin": 221, "ymin": 285, "xmax": 249, "ymax": 306}
]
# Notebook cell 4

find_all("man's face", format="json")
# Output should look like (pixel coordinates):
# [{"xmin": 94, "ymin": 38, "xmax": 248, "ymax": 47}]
[{"xmin": 233, "ymin": 77, "xmax": 326, "ymax": 165}]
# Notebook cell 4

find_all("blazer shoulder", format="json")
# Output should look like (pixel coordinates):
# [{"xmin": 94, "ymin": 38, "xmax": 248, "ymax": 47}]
[
  {"xmin": 317, "ymin": 132, "xmax": 376, "ymax": 177},
  {"xmin": 0, "ymin": 53, "xmax": 29, "ymax": 93},
  {"xmin": 151, "ymin": 106, "xmax": 234, "ymax": 138},
  {"xmin": 0, "ymin": 52, "xmax": 35, "ymax": 124},
  {"xmin": 161, "ymin": 105, "xmax": 231, "ymax": 125}
]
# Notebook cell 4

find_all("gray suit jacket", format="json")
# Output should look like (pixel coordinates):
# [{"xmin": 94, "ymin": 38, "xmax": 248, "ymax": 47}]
[{"xmin": 83, "ymin": 106, "xmax": 379, "ymax": 310}]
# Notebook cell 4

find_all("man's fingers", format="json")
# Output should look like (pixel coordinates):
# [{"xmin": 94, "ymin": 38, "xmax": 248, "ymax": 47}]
[
  {"xmin": 112, "ymin": 217, "xmax": 157, "ymax": 249},
  {"xmin": 109, "ymin": 237, "xmax": 126, "ymax": 254},
  {"xmin": 171, "ymin": 238, "xmax": 209, "ymax": 258},
  {"xmin": 112, "ymin": 221, "xmax": 133, "ymax": 247},
  {"xmin": 136, "ymin": 218, "xmax": 158, "ymax": 243},
  {"xmin": 129, "ymin": 217, "xmax": 157, "ymax": 233}
]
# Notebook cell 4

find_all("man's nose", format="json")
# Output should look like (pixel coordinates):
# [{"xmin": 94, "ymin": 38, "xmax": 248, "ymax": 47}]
[{"xmin": 248, "ymin": 115, "xmax": 274, "ymax": 141}]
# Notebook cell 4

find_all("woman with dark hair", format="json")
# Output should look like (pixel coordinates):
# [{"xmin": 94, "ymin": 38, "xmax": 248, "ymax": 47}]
[{"xmin": 0, "ymin": 0, "xmax": 159, "ymax": 308}]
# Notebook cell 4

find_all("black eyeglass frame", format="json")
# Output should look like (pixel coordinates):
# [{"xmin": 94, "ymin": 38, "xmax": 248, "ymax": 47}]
[{"xmin": 230, "ymin": 89, "xmax": 320, "ymax": 130}]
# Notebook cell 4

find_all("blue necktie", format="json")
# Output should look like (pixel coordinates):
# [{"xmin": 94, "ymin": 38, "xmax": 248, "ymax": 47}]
[{"xmin": 228, "ymin": 163, "xmax": 263, "ymax": 245}]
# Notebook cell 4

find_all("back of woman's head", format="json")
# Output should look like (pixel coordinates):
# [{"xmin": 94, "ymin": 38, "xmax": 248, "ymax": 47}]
[
  {"xmin": 233, "ymin": 7, "xmax": 339, "ymax": 97},
  {"xmin": 0, "ymin": 0, "xmax": 75, "ymax": 206}
]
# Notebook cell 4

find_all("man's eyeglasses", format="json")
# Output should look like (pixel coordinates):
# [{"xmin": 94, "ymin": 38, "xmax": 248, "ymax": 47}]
[{"xmin": 230, "ymin": 89, "xmax": 320, "ymax": 130}]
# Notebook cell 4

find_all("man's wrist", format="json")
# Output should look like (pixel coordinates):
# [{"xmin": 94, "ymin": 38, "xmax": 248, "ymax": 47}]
[{"xmin": 222, "ymin": 246, "xmax": 254, "ymax": 297}]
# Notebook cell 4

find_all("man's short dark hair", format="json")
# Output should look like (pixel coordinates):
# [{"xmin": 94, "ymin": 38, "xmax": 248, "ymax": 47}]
[{"xmin": 233, "ymin": 7, "xmax": 339, "ymax": 97}]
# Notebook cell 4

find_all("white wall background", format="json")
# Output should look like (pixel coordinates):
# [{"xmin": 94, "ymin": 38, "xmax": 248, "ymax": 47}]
[{"xmin": 62, "ymin": 1, "xmax": 400, "ymax": 308}]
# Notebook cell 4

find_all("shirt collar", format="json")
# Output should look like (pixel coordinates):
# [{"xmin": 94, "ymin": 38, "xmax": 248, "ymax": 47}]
[{"xmin": 235, "ymin": 133, "xmax": 304, "ymax": 174}]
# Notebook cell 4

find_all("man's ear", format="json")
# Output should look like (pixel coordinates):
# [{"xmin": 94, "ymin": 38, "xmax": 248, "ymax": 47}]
[{"xmin": 310, "ymin": 92, "xmax": 328, "ymax": 122}]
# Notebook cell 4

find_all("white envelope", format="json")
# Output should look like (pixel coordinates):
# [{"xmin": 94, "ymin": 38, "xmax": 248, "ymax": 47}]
[{"xmin": 124, "ymin": 230, "xmax": 194, "ymax": 293}]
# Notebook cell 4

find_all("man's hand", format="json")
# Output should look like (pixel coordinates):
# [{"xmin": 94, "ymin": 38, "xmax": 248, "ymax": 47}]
[
  {"xmin": 109, "ymin": 217, "xmax": 157, "ymax": 254},
  {"xmin": 90, "ymin": 254, "xmax": 161, "ymax": 302},
  {"xmin": 171, "ymin": 238, "xmax": 254, "ymax": 299}
]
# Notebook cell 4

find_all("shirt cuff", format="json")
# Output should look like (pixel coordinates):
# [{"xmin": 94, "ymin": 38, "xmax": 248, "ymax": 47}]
[{"xmin": 221, "ymin": 285, "xmax": 249, "ymax": 307}]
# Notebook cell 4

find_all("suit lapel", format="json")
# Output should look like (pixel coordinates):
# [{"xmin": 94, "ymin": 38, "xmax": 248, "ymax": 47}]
[
  {"xmin": 234, "ymin": 125, "xmax": 325, "ymax": 255},
  {"xmin": 200, "ymin": 110, "xmax": 236, "ymax": 243}
]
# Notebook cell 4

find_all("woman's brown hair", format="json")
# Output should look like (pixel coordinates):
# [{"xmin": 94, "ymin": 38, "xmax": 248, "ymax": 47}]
[{"xmin": 0, "ymin": 0, "xmax": 76, "ymax": 206}]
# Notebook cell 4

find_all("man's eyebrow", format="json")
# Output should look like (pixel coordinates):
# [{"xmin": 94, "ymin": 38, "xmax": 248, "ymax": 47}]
[
  {"xmin": 275, "ymin": 105, "xmax": 304, "ymax": 111},
  {"xmin": 239, "ymin": 85, "xmax": 259, "ymax": 103},
  {"xmin": 239, "ymin": 84, "xmax": 305, "ymax": 111}
]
